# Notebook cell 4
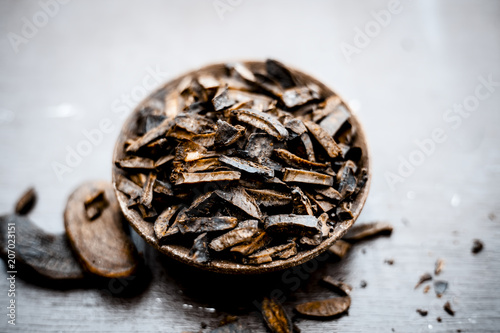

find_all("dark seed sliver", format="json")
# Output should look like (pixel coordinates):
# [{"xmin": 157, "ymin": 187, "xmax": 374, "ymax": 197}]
[
  {"xmin": 295, "ymin": 296, "xmax": 351, "ymax": 318},
  {"xmin": 14, "ymin": 187, "xmax": 37, "ymax": 216},
  {"xmin": 416, "ymin": 309, "xmax": 428, "ymax": 317},
  {"xmin": 471, "ymin": 239, "xmax": 484, "ymax": 254},
  {"xmin": 261, "ymin": 297, "xmax": 292, "ymax": 333},
  {"xmin": 414, "ymin": 273, "xmax": 432, "ymax": 289},
  {"xmin": 443, "ymin": 301, "xmax": 455, "ymax": 316}
]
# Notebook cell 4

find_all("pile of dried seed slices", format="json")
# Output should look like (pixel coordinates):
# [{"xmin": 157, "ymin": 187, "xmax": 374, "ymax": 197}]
[{"xmin": 115, "ymin": 59, "xmax": 367, "ymax": 265}]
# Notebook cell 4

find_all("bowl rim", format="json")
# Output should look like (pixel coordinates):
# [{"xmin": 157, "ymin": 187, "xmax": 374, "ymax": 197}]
[{"xmin": 112, "ymin": 60, "xmax": 371, "ymax": 274}]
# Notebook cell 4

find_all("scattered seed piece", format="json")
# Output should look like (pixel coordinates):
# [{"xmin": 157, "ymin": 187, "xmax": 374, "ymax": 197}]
[
  {"xmin": 434, "ymin": 280, "xmax": 448, "ymax": 297},
  {"xmin": 360, "ymin": 280, "xmax": 367, "ymax": 288},
  {"xmin": 443, "ymin": 301, "xmax": 455, "ymax": 316},
  {"xmin": 471, "ymin": 239, "xmax": 484, "ymax": 254},
  {"xmin": 14, "ymin": 187, "xmax": 37, "ymax": 216},
  {"xmin": 384, "ymin": 258, "xmax": 394, "ymax": 265},
  {"xmin": 321, "ymin": 276, "xmax": 352, "ymax": 295},
  {"xmin": 64, "ymin": 181, "xmax": 139, "ymax": 278},
  {"xmin": 435, "ymin": 259, "xmax": 445, "ymax": 275},
  {"xmin": 261, "ymin": 297, "xmax": 292, "ymax": 333},
  {"xmin": 295, "ymin": 296, "xmax": 351, "ymax": 318},
  {"xmin": 328, "ymin": 240, "xmax": 352, "ymax": 259},
  {"xmin": 416, "ymin": 309, "xmax": 428, "ymax": 316},
  {"xmin": 415, "ymin": 273, "xmax": 432, "ymax": 289},
  {"xmin": 436, "ymin": 317, "xmax": 442, "ymax": 322},
  {"xmin": 343, "ymin": 222, "xmax": 393, "ymax": 242}
]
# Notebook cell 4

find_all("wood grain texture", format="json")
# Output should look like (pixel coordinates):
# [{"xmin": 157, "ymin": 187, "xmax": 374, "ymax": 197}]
[{"xmin": 0, "ymin": 0, "xmax": 499, "ymax": 332}]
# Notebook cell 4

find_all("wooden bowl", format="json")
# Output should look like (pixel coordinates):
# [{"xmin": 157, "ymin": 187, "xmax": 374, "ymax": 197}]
[{"xmin": 112, "ymin": 61, "xmax": 371, "ymax": 274}]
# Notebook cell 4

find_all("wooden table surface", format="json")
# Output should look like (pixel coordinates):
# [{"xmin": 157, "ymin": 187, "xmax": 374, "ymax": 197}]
[{"xmin": 1, "ymin": 1, "xmax": 499, "ymax": 332}]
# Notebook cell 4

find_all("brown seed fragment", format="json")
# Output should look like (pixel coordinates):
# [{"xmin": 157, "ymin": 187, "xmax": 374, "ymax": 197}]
[
  {"xmin": 315, "ymin": 187, "xmax": 342, "ymax": 201},
  {"xmin": 209, "ymin": 227, "xmax": 258, "ymax": 251},
  {"xmin": 435, "ymin": 259, "xmax": 445, "ymax": 275},
  {"xmin": 282, "ymin": 168, "xmax": 333, "ymax": 186},
  {"xmin": 299, "ymin": 133, "xmax": 316, "ymax": 162},
  {"xmin": 14, "ymin": 187, "xmax": 37, "ymax": 216},
  {"xmin": 265, "ymin": 214, "xmax": 320, "ymax": 237},
  {"xmin": 414, "ymin": 273, "xmax": 433, "ymax": 289},
  {"xmin": 212, "ymin": 86, "xmax": 236, "ymax": 111},
  {"xmin": 443, "ymin": 301, "xmax": 455, "ymax": 316},
  {"xmin": 215, "ymin": 120, "xmax": 245, "ymax": 146},
  {"xmin": 140, "ymin": 172, "xmax": 156, "ymax": 209},
  {"xmin": 154, "ymin": 205, "xmax": 181, "ymax": 240},
  {"xmin": 126, "ymin": 118, "xmax": 174, "ymax": 153},
  {"xmin": 423, "ymin": 285, "xmax": 431, "ymax": 294},
  {"xmin": 174, "ymin": 113, "xmax": 215, "ymax": 134},
  {"xmin": 318, "ymin": 102, "xmax": 350, "ymax": 137},
  {"xmin": 291, "ymin": 187, "xmax": 314, "ymax": 216},
  {"xmin": 303, "ymin": 120, "xmax": 341, "ymax": 158},
  {"xmin": 153, "ymin": 179, "xmax": 174, "ymax": 196},
  {"xmin": 274, "ymin": 149, "xmax": 327, "ymax": 169},
  {"xmin": 216, "ymin": 187, "xmax": 262, "ymax": 220},
  {"xmin": 64, "ymin": 181, "xmax": 139, "ymax": 278},
  {"xmin": 321, "ymin": 276, "xmax": 353, "ymax": 296},
  {"xmin": 84, "ymin": 190, "xmax": 109, "ymax": 221},
  {"xmin": 471, "ymin": 239, "xmax": 484, "ymax": 254},
  {"xmin": 281, "ymin": 87, "xmax": 316, "ymax": 108},
  {"xmin": 343, "ymin": 222, "xmax": 393, "ymax": 242},
  {"xmin": 328, "ymin": 240, "xmax": 352, "ymax": 259},
  {"xmin": 189, "ymin": 233, "xmax": 210, "ymax": 263},
  {"xmin": 0, "ymin": 214, "xmax": 85, "ymax": 280},
  {"xmin": 219, "ymin": 155, "xmax": 274, "ymax": 178},
  {"xmin": 231, "ymin": 231, "xmax": 271, "ymax": 256},
  {"xmin": 115, "ymin": 174, "xmax": 142, "ymax": 200},
  {"xmin": 261, "ymin": 297, "xmax": 292, "ymax": 333},
  {"xmin": 244, "ymin": 242, "xmax": 297, "ymax": 264},
  {"xmin": 295, "ymin": 296, "xmax": 351, "ymax": 318},
  {"xmin": 266, "ymin": 59, "xmax": 296, "ymax": 89},
  {"xmin": 116, "ymin": 156, "xmax": 155, "ymax": 169},
  {"xmin": 178, "ymin": 216, "xmax": 238, "ymax": 234},
  {"xmin": 232, "ymin": 108, "xmax": 289, "ymax": 141},
  {"xmin": 416, "ymin": 309, "xmax": 428, "ymax": 317},
  {"xmin": 174, "ymin": 171, "xmax": 241, "ymax": 185},
  {"xmin": 246, "ymin": 189, "xmax": 292, "ymax": 207}
]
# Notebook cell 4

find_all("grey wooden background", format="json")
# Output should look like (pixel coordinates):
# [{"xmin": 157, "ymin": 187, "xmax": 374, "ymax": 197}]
[{"xmin": 1, "ymin": 0, "xmax": 499, "ymax": 332}]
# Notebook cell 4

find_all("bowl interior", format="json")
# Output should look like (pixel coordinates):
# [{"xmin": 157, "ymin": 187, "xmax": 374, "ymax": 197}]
[{"xmin": 112, "ymin": 61, "xmax": 371, "ymax": 274}]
